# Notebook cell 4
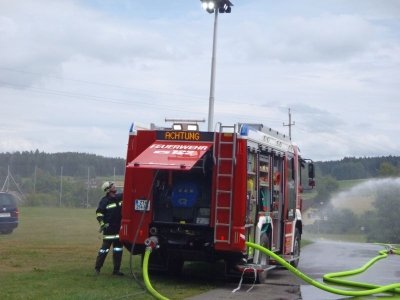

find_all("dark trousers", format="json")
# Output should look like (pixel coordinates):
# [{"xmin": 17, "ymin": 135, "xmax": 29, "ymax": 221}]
[{"xmin": 95, "ymin": 237, "xmax": 123, "ymax": 272}]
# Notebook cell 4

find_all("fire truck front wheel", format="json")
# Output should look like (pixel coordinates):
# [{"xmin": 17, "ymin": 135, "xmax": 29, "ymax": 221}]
[{"xmin": 290, "ymin": 228, "xmax": 301, "ymax": 268}]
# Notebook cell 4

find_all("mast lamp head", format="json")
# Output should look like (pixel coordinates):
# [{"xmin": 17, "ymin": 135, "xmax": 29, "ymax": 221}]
[
  {"xmin": 200, "ymin": 0, "xmax": 233, "ymax": 14},
  {"xmin": 166, "ymin": 118, "xmax": 204, "ymax": 131},
  {"xmin": 172, "ymin": 123, "xmax": 199, "ymax": 131}
]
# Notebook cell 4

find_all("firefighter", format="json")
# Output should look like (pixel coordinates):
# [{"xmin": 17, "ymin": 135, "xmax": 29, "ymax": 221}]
[{"xmin": 94, "ymin": 181, "xmax": 124, "ymax": 276}]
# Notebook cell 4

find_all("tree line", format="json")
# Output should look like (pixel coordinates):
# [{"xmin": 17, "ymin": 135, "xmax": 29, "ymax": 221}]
[
  {"xmin": 0, "ymin": 150, "xmax": 125, "ymax": 208},
  {"xmin": 1, "ymin": 151, "xmax": 400, "ymax": 243},
  {"xmin": 3, "ymin": 151, "xmax": 398, "ymax": 182},
  {"xmin": 0, "ymin": 150, "xmax": 125, "ymax": 178},
  {"xmin": 316, "ymin": 156, "xmax": 400, "ymax": 180}
]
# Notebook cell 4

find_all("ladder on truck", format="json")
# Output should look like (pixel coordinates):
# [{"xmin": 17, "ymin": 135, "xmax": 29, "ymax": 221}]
[{"xmin": 213, "ymin": 124, "xmax": 236, "ymax": 244}]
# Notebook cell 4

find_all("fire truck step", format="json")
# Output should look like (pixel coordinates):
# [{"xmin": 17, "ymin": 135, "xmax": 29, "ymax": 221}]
[
  {"xmin": 215, "ymin": 223, "xmax": 230, "ymax": 226},
  {"xmin": 219, "ymin": 141, "xmax": 234, "ymax": 145},
  {"xmin": 215, "ymin": 239, "xmax": 230, "ymax": 243},
  {"xmin": 218, "ymin": 157, "xmax": 233, "ymax": 161},
  {"xmin": 217, "ymin": 173, "xmax": 233, "ymax": 177},
  {"xmin": 236, "ymin": 263, "xmax": 276, "ymax": 273},
  {"xmin": 217, "ymin": 190, "xmax": 232, "ymax": 193},
  {"xmin": 216, "ymin": 206, "xmax": 230, "ymax": 210}
]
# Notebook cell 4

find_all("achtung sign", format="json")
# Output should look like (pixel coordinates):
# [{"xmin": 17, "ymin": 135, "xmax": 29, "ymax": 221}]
[
  {"xmin": 129, "ymin": 140, "xmax": 213, "ymax": 170},
  {"xmin": 164, "ymin": 131, "xmax": 200, "ymax": 141},
  {"xmin": 157, "ymin": 131, "xmax": 214, "ymax": 141}
]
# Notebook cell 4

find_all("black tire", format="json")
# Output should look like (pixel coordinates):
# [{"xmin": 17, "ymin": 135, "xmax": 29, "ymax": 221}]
[
  {"xmin": 167, "ymin": 256, "xmax": 184, "ymax": 276},
  {"xmin": 142, "ymin": 249, "xmax": 168, "ymax": 274},
  {"xmin": 290, "ymin": 228, "xmax": 301, "ymax": 268},
  {"xmin": 256, "ymin": 232, "xmax": 271, "ymax": 283}
]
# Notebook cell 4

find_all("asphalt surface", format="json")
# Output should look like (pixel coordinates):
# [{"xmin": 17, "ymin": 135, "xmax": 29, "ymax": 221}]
[
  {"xmin": 188, "ymin": 268, "xmax": 302, "ymax": 300},
  {"xmin": 188, "ymin": 240, "xmax": 400, "ymax": 300}
]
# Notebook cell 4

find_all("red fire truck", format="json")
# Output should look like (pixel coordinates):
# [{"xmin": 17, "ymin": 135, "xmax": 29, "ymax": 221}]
[{"xmin": 119, "ymin": 121, "xmax": 315, "ymax": 281}]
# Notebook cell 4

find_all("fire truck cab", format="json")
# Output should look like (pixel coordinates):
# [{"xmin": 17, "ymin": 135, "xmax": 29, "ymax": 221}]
[{"xmin": 119, "ymin": 122, "xmax": 315, "ymax": 281}]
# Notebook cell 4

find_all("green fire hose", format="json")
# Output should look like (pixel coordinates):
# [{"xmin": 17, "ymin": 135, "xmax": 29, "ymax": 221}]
[
  {"xmin": 246, "ymin": 241, "xmax": 400, "ymax": 297},
  {"xmin": 142, "ymin": 236, "xmax": 169, "ymax": 300},
  {"xmin": 141, "ymin": 238, "xmax": 400, "ymax": 299},
  {"xmin": 143, "ymin": 248, "xmax": 169, "ymax": 300},
  {"xmin": 323, "ymin": 246, "xmax": 400, "ymax": 293}
]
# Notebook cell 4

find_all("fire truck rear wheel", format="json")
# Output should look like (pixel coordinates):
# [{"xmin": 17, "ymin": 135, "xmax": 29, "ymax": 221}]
[
  {"xmin": 167, "ymin": 256, "xmax": 184, "ymax": 276},
  {"xmin": 256, "ymin": 232, "xmax": 271, "ymax": 283},
  {"xmin": 290, "ymin": 228, "xmax": 301, "ymax": 268}
]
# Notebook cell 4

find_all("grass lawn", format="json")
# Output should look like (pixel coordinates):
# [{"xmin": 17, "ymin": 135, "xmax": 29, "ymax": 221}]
[
  {"xmin": 0, "ymin": 207, "xmax": 220, "ymax": 300},
  {"xmin": 1, "ymin": 207, "xmax": 323, "ymax": 299}
]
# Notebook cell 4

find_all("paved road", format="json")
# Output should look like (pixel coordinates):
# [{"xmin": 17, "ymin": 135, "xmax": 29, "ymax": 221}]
[
  {"xmin": 189, "ymin": 239, "xmax": 400, "ymax": 300},
  {"xmin": 188, "ymin": 267, "xmax": 302, "ymax": 300},
  {"xmin": 299, "ymin": 239, "xmax": 400, "ymax": 300}
]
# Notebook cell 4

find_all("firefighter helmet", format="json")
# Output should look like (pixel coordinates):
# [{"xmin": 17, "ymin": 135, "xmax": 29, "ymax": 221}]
[{"xmin": 101, "ymin": 181, "xmax": 114, "ymax": 192}]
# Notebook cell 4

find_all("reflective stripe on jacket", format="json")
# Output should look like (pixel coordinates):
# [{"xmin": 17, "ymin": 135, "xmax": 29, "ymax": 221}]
[{"xmin": 96, "ymin": 193, "xmax": 123, "ymax": 235}]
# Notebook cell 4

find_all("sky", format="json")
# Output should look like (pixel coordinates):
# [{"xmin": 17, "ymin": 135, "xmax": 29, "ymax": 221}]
[{"xmin": 0, "ymin": 0, "xmax": 399, "ymax": 161}]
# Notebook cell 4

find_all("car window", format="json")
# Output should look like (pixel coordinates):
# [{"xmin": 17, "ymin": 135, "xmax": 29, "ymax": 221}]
[{"xmin": 0, "ymin": 193, "xmax": 15, "ymax": 206}]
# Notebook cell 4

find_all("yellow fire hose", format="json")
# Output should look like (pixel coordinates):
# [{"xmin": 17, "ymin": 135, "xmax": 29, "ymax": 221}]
[{"xmin": 141, "ymin": 238, "xmax": 400, "ymax": 299}]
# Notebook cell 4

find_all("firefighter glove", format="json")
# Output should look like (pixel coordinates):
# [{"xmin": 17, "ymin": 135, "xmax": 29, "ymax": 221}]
[{"xmin": 99, "ymin": 222, "xmax": 109, "ymax": 233}]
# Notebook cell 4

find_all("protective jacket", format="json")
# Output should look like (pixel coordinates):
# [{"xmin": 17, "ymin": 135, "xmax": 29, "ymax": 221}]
[{"xmin": 96, "ymin": 193, "xmax": 123, "ymax": 235}]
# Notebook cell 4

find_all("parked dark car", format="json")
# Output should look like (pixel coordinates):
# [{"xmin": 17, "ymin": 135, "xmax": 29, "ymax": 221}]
[{"xmin": 0, "ymin": 192, "xmax": 19, "ymax": 234}]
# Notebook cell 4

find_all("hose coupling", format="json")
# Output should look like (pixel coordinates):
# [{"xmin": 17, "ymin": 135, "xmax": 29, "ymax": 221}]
[
  {"xmin": 385, "ymin": 245, "xmax": 396, "ymax": 254},
  {"xmin": 145, "ymin": 236, "xmax": 159, "ymax": 251}
]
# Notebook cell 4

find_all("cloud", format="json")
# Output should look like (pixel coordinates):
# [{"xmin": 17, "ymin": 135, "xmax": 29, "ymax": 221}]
[
  {"xmin": 0, "ymin": 1, "xmax": 195, "ymax": 89},
  {"xmin": 0, "ymin": 0, "xmax": 399, "ymax": 161},
  {"xmin": 226, "ymin": 14, "xmax": 381, "ymax": 64}
]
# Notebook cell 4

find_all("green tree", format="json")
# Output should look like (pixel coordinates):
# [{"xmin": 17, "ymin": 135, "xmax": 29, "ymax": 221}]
[
  {"xmin": 378, "ymin": 162, "xmax": 398, "ymax": 177},
  {"xmin": 313, "ymin": 175, "xmax": 339, "ymax": 205},
  {"xmin": 331, "ymin": 161, "xmax": 367, "ymax": 180}
]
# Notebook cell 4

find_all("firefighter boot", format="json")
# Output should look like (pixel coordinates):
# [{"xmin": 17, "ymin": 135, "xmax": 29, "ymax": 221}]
[
  {"xmin": 95, "ymin": 249, "xmax": 108, "ymax": 274},
  {"xmin": 112, "ymin": 249, "xmax": 124, "ymax": 276}
]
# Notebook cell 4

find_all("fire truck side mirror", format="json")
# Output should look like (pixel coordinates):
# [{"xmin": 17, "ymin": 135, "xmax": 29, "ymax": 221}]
[
  {"xmin": 308, "ymin": 163, "xmax": 315, "ymax": 188},
  {"xmin": 308, "ymin": 163, "xmax": 315, "ymax": 179},
  {"xmin": 308, "ymin": 178, "xmax": 315, "ymax": 188}
]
